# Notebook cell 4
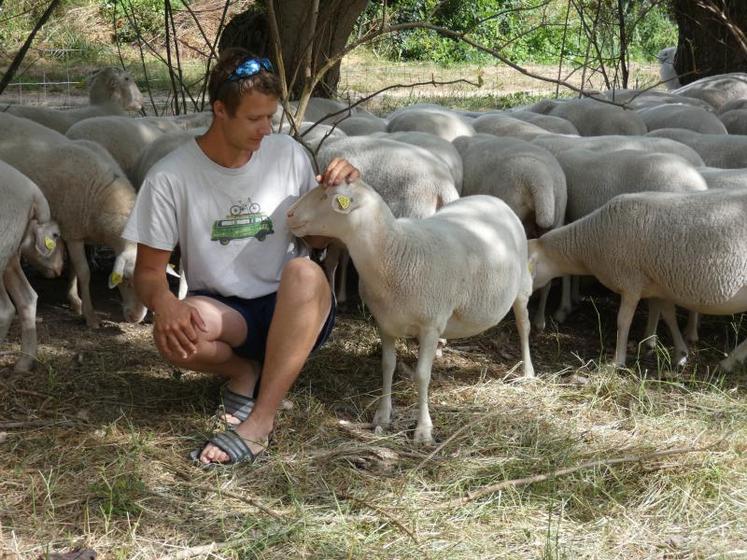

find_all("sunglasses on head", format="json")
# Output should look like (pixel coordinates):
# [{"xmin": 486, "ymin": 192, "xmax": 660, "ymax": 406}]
[{"xmin": 227, "ymin": 57, "xmax": 274, "ymax": 81}]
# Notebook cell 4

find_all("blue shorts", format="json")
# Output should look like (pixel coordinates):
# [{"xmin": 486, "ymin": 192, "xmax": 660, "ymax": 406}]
[{"xmin": 189, "ymin": 289, "xmax": 336, "ymax": 363}]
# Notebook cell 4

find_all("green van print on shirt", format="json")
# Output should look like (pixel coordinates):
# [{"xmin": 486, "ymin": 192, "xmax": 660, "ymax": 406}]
[{"xmin": 211, "ymin": 213, "xmax": 274, "ymax": 245}]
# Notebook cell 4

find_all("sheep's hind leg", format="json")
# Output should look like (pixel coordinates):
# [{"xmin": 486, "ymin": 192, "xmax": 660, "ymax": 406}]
[
  {"xmin": 0, "ymin": 276, "xmax": 15, "ymax": 347},
  {"xmin": 67, "ymin": 240, "xmax": 99, "ymax": 328},
  {"xmin": 685, "ymin": 311, "xmax": 700, "ymax": 344},
  {"xmin": 553, "ymin": 276, "xmax": 573, "ymax": 323},
  {"xmin": 413, "ymin": 328, "xmax": 440, "ymax": 445},
  {"xmin": 5, "ymin": 256, "xmax": 38, "ymax": 372},
  {"xmin": 659, "ymin": 301, "xmax": 689, "ymax": 367},
  {"xmin": 532, "ymin": 283, "xmax": 551, "ymax": 332},
  {"xmin": 513, "ymin": 292, "xmax": 535, "ymax": 378},
  {"xmin": 614, "ymin": 293, "xmax": 640, "ymax": 368},
  {"xmin": 373, "ymin": 330, "xmax": 397, "ymax": 433}
]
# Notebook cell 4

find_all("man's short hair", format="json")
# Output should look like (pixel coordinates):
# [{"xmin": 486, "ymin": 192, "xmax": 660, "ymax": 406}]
[{"xmin": 208, "ymin": 47, "xmax": 282, "ymax": 116}]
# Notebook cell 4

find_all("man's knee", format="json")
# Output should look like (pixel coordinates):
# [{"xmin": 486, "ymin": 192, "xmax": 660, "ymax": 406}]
[{"xmin": 281, "ymin": 259, "xmax": 328, "ymax": 294}]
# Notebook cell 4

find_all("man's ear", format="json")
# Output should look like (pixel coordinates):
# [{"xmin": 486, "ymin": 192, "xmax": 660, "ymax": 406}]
[{"xmin": 331, "ymin": 192, "xmax": 354, "ymax": 214}]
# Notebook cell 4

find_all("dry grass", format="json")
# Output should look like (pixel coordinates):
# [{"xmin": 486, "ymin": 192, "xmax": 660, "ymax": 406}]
[{"xmin": 1, "ymin": 270, "xmax": 745, "ymax": 560}]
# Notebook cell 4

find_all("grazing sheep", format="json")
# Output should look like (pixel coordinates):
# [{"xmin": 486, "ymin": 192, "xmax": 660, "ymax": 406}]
[
  {"xmin": 0, "ymin": 113, "xmax": 146, "ymax": 328},
  {"xmin": 336, "ymin": 115, "xmax": 388, "ymax": 136},
  {"xmin": 532, "ymin": 134, "xmax": 705, "ymax": 167},
  {"xmin": 66, "ymin": 116, "xmax": 168, "ymax": 185},
  {"xmin": 698, "ymin": 167, "xmax": 747, "ymax": 190},
  {"xmin": 647, "ymin": 128, "xmax": 747, "ymax": 168},
  {"xmin": 505, "ymin": 110, "xmax": 579, "ymax": 135},
  {"xmin": 528, "ymin": 97, "xmax": 648, "ymax": 136},
  {"xmin": 0, "ymin": 161, "xmax": 62, "ymax": 372},
  {"xmin": 472, "ymin": 114, "xmax": 555, "ymax": 141},
  {"xmin": 529, "ymin": 188, "xmax": 747, "ymax": 370},
  {"xmin": 656, "ymin": 47, "xmax": 681, "ymax": 90},
  {"xmin": 387, "ymin": 108, "xmax": 476, "ymax": 141},
  {"xmin": 637, "ymin": 104, "xmax": 728, "ymax": 134},
  {"xmin": 3, "ymin": 67, "xmax": 144, "ymax": 134},
  {"xmin": 672, "ymin": 73, "xmax": 747, "ymax": 112},
  {"xmin": 602, "ymin": 89, "xmax": 714, "ymax": 111},
  {"xmin": 552, "ymin": 148, "xmax": 708, "ymax": 323},
  {"xmin": 718, "ymin": 109, "xmax": 747, "ymax": 135},
  {"xmin": 287, "ymin": 180, "xmax": 535, "ymax": 443},
  {"xmin": 453, "ymin": 134, "xmax": 567, "ymax": 330},
  {"xmin": 295, "ymin": 122, "xmax": 348, "ymax": 154},
  {"xmin": 374, "ymin": 131, "xmax": 464, "ymax": 192},
  {"xmin": 131, "ymin": 129, "xmax": 204, "ymax": 190},
  {"xmin": 299, "ymin": 96, "xmax": 377, "ymax": 125},
  {"xmin": 718, "ymin": 99, "xmax": 747, "ymax": 114}
]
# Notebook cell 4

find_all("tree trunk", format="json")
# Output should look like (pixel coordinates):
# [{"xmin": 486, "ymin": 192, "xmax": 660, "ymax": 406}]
[
  {"xmin": 671, "ymin": 0, "xmax": 747, "ymax": 85},
  {"xmin": 218, "ymin": 0, "xmax": 369, "ymax": 99}
]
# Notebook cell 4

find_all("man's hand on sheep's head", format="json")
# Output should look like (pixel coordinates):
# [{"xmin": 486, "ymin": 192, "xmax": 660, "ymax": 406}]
[{"xmin": 316, "ymin": 158, "xmax": 360, "ymax": 187}]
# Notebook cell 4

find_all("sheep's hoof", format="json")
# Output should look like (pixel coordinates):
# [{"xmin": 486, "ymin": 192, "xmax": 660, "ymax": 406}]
[
  {"xmin": 413, "ymin": 426, "xmax": 434, "ymax": 445},
  {"xmin": 373, "ymin": 407, "xmax": 391, "ymax": 430},
  {"xmin": 13, "ymin": 357, "xmax": 36, "ymax": 373},
  {"xmin": 532, "ymin": 319, "xmax": 546, "ymax": 333},
  {"xmin": 85, "ymin": 317, "xmax": 101, "ymax": 329}
]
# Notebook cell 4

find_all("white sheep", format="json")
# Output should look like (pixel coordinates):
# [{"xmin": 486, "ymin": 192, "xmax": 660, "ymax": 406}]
[
  {"xmin": 532, "ymin": 134, "xmax": 706, "ymax": 167},
  {"xmin": 656, "ymin": 47, "xmax": 681, "ymax": 90},
  {"xmin": 287, "ymin": 180, "xmax": 535, "ymax": 443},
  {"xmin": 698, "ymin": 167, "xmax": 747, "ymax": 190},
  {"xmin": 0, "ymin": 161, "xmax": 62, "ymax": 372},
  {"xmin": 387, "ymin": 107, "xmax": 476, "ymax": 141},
  {"xmin": 672, "ymin": 72, "xmax": 747, "ymax": 112},
  {"xmin": 316, "ymin": 135, "xmax": 458, "ymax": 304},
  {"xmin": 66, "ymin": 116, "xmax": 168, "ymax": 185},
  {"xmin": 529, "ymin": 188, "xmax": 747, "ymax": 370},
  {"xmin": 718, "ymin": 109, "xmax": 747, "ymax": 135},
  {"xmin": 336, "ymin": 115, "xmax": 389, "ymax": 136},
  {"xmin": 453, "ymin": 134, "xmax": 567, "ymax": 330},
  {"xmin": 552, "ymin": 148, "xmax": 708, "ymax": 323},
  {"xmin": 637, "ymin": 104, "xmax": 728, "ymax": 134},
  {"xmin": 0, "ymin": 113, "xmax": 146, "ymax": 327},
  {"xmin": 505, "ymin": 110, "xmax": 580, "ymax": 135},
  {"xmin": 528, "ymin": 97, "xmax": 648, "ymax": 136},
  {"xmin": 472, "ymin": 114, "xmax": 555, "ymax": 141},
  {"xmin": 647, "ymin": 128, "xmax": 747, "ymax": 168},
  {"xmin": 131, "ymin": 129, "xmax": 204, "ymax": 190},
  {"xmin": 373, "ymin": 131, "xmax": 464, "ymax": 192},
  {"xmin": 602, "ymin": 89, "xmax": 713, "ymax": 111},
  {"xmin": 3, "ymin": 67, "xmax": 144, "ymax": 134}
]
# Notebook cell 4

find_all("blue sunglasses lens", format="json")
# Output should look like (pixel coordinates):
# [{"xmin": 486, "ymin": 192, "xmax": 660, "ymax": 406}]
[{"xmin": 229, "ymin": 57, "xmax": 273, "ymax": 81}]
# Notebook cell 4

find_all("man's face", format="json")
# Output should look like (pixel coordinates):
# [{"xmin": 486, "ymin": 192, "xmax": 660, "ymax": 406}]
[{"xmin": 215, "ymin": 89, "xmax": 278, "ymax": 153}]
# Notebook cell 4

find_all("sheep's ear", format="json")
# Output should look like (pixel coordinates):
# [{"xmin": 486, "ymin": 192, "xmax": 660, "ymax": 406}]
[
  {"xmin": 31, "ymin": 221, "xmax": 55, "ymax": 257},
  {"xmin": 332, "ymin": 193, "xmax": 353, "ymax": 214}
]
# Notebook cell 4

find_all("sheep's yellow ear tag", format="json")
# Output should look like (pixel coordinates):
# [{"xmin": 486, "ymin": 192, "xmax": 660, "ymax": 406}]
[
  {"xmin": 44, "ymin": 237, "xmax": 56, "ymax": 251},
  {"xmin": 335, "ymin": 194, "xmax": 351, "ymax": 210},
  {"xmin": 109, "ymin": 272, "xmax": 123, "ymax": 287},
  {"xmin": 528, "ymin": 260, "xmax": 535, "ymax": 275}
]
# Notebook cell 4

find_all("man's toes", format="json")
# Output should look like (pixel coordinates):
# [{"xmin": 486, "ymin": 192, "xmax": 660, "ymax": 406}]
[{"xmin": 200, "ymin": 444, "xmax": 228, "ymax": 464}]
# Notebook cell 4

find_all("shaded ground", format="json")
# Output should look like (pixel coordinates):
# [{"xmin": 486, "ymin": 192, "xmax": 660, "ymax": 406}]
[{"xmin": 1, "ymin": 264, "xmax": 745, "ymax": 559}]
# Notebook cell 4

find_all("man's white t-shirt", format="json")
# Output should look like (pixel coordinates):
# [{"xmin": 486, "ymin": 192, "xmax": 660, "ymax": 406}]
[{"xmin": 122, "ymin": 134, "xmax": 317, "ymax": 299}]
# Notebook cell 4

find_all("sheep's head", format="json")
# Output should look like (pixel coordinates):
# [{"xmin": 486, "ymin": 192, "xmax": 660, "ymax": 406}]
[
  {"xmin": 286, "ymin": 180, "xmax": 368, "ymax": 241},
  {"xmin": 109, "ymin": 244, "xmax": 147, "ymax": 323},
  {"xmin": 22, "ymin": 219, "xmax": 65, "ymax": 278},
  {"xmin": 88, "ymin": 67, "xmax": 144, "ymax": 112}
]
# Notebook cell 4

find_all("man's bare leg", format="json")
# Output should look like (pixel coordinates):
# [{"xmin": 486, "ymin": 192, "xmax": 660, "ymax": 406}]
[
  {"xmin": 158, "ymin": 296, "xmax": 260, "ymax": 416},
  {"xmin": 199, "ymin": 258, "xmax": 331, "ymax": 464}
]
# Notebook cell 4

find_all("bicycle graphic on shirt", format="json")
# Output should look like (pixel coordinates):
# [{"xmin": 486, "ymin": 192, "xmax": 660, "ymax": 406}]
[{"xmin": 211, "ymin": 197, "xmax": 274, "ymax": 245}]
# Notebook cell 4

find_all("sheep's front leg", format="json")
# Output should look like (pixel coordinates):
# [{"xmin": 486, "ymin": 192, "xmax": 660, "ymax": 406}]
[
  {"xmin": 413, "ymin": 328, "xmax": 440, "ymax": 444},
  {"xmin": 4, "ymin": 256, "xmax": 38, "ymax": 372},
  {"xmin": 373, "ymin": 330, "xmax": 397, "ymax": 431},
  {"xmin": 614, "ymin": 293, "xmax": 640, "ymax": 367},
  {"xmin": 643, "ymin": 298, "xmax": 662, "ymax": 352},
  {"xmin": 659, "ymin": 301, "xmax": 688, "ymax": 367},
  {"xmin": 513, "ymin": 292, "xmax": 535, "ymax": 378},
  {"xmin": 67, "ymin": 240, "xmax": 99, "ymax": 328}
]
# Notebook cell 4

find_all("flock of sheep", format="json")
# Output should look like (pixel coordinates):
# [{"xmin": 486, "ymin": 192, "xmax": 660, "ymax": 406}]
[{"xmin": 1, "ymin": 61, "xmax": 746, "ymax": 443}]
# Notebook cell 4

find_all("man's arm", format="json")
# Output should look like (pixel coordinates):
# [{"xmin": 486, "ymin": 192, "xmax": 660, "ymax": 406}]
[{"xmin": 134, "ymin": 243, "xmax": 206, "ymax": 360}]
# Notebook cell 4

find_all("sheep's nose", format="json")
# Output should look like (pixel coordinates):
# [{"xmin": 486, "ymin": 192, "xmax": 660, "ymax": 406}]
[{"xmin": 287, "ymin": 209, "xmax": 294, "ymax": 218}]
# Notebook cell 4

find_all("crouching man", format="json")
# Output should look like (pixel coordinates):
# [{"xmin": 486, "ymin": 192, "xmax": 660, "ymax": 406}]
[{"xmin": 122, "ymin": 47, "xmax": 359, "ymax": 466}]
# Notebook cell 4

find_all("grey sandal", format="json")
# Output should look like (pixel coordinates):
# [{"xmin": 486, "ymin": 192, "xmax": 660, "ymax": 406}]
[
  {"xmin": 216, "ymin": 386, "xmax": 255, "ymax": 424},
  {"xmin": 189, "ymin": 429, "xmax": 264, "ymax": 467}
]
